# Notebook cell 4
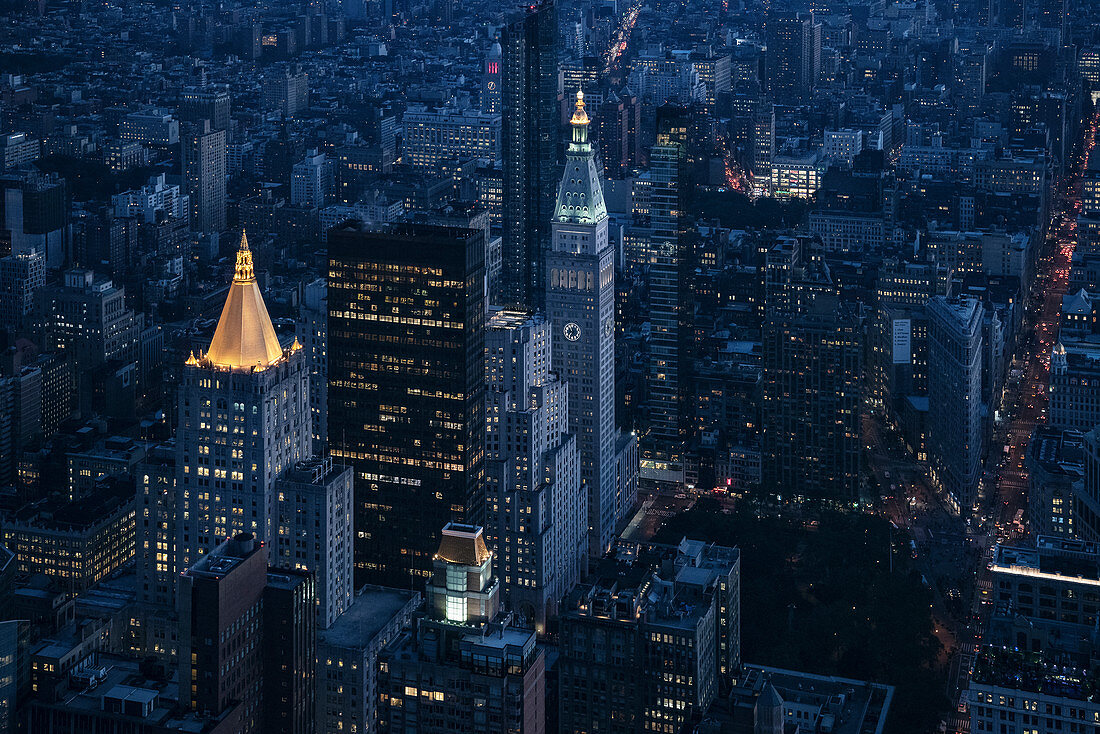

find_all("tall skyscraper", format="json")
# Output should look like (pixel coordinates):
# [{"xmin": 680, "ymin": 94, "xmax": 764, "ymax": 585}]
[
  {"xmin": 546, "ymin": 92, "xmax": 631, "ymax": 557},
  {"xmin": 178, "ymin": 533, "xmax": 268, "ymax": 731},
  {"xmin": 761, "ymin": 238, "xmax": 863, "ymax": 503},
  {"xmin": 328, "ymin": 222, "xmax": 486, "ymax": 586},
  {"xmin": 501, "ymin": 0, "xmax": 559, "ymax": 309},
  {"xmin": 181, "ymin": 120, "xmax": 227, "ymax": 234},
  {"xmin": 765, "ymin": 12, "xmax": 818, "ymax": 104},
  {"xmin": 0, "ymin": 249, "xmax": 43, "ymax": 338},
  {"xmin": 484, "ymin": 309, "xmax": 587, "ymax": 633},
  {"xmin": 642, "ymin": 109, "xmax": 690, "ymax": 486},
  {"xmin": 752, "ymin": 103, "xmax": 775, "ymax": 195},
  {"xmin": 296, "ymin": 277, "xmax": 328, "ymax": 454},
  {"xmin": 176, "ymin": 232, "xmax": 310, "ymax": 572},
  {"xmin": 927, "ymin": 296, "xmax": 984, "ymax": 514},
  {"xmin": 179, "ymin": 85, "xmax": 231, "ymax": 132},
  {"xmin": 136, "ymin": 443, "xmax": 178, "ymax": 610}
]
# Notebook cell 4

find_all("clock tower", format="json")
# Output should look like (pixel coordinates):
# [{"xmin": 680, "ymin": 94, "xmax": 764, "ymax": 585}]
[
  {"xmin": 481, "ymin": 40, "xmax": 502, "ymax": 114},
  {"xmin": 546, "ymin": 91, "xmax": 621, "ymax": 557}
]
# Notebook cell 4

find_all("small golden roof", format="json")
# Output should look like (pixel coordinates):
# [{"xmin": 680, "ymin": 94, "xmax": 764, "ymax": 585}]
[
  {"xmin": 203, "ymin": 230, "xmax": 284, "ymax": 371},
  {"xmin": 435, "ymin": 523, "xmax": 491, "ymax": 567}
]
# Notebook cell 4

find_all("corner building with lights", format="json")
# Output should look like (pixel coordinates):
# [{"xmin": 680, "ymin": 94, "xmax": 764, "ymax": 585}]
[
  {"xmin": 175, "ymin": 232, "xmax": 310, "ymax": 574},
  {"xmin": 378, "ymin": 524, "xmax": 545, "ymax": 734},
  {"xmin": 328, "ymin": 222, "xmax": 486, "ymax": 587},
  {"xmin": 484, "ymin": 309, "xmax": 587, "ymax": 634}
]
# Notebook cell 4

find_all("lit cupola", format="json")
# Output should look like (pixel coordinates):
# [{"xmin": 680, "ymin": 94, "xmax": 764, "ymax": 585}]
[
  {"xmin": 202, "ymin": 230, "xmax": 286, "ymax": 371},
  {"xmin": 554, "ymin": 90, "xmax": 607, "ymax": 226}
]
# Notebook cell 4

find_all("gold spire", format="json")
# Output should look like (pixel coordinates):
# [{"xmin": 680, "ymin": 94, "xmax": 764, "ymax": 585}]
[
  {"xmin": 570, "ymin": 89, "xmax": 589, "ymax": 127},
  {"xmin": 202, "ymin": 230, "xmax": 285, "ymax": 371},
  {"xmin": 234, "ymin": 229, "xmax": 256, "ymax": 281},
  {"xmin": 570, "ymin": 90, "xmax": 591, "ymax": 146},
  {"xmin": 185, "ymin": 350, "xmax": 199, "ymax": 366}
]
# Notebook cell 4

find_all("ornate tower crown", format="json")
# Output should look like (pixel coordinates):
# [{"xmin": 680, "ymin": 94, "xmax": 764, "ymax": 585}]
[
  {"xmin": 553, "ymin": 89, "xmax": 607, "ymax": 226},
  {"xmin": 570, "ymin": 89, "xmax": 590, "ymax": 144},
  {"xmin": 200, "ymin": 230, "xmax": 286, "ymax": 371},
  {"xmin": 234, "ymin": 229, "xmax": 256, "ymax": 282}
]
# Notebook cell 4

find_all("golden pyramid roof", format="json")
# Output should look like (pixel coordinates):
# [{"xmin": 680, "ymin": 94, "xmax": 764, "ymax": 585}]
[{"xmin": 203, "ymin": 231, "xmax": 285, "ymax": 371}]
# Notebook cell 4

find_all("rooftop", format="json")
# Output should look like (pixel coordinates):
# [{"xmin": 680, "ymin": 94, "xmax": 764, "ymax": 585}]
[
  {"xmin": 1026, "ymin": 425, "xmax": 1085, "ymax": 477},
  {"xmin": 488, "ymin": 308, "xmax": 542, "ymax": 330},
  {"xmin": 708, "ymin": 664, "xmax": 894, "ymax": 734},
  {"xmin": 318, "ymin": 585, "xmax": 420, "ymax": 650},
  {"xmin": 971, "ymin": 647, "xmax": 1100, "ymax": 703},
  {"xmin": 991, "ymin": 535, "xmax": 1100, "ymax": 585},
  {"xmin": 435, "ymin": 523, "xmax": 491, "ymax": 567},
  {"xmin": 280, "ymin": 457, "xmax": 352, "ymax": 489},
  {"xmin": 4, "ymin": 477, "xmax": 133, "ymax": 532},
  {"xmin": 29, "ymin": 654, "xmax": 233, "ymax": 732},
  {"xmin": 187, "ymin": 534, "xmax": 263, "ymax": 580}
]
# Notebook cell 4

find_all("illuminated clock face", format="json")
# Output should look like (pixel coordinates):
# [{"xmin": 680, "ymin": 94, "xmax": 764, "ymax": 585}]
[
  {"xmin": 564, "ymin": 322, "xmax": 581, "ymax": 342},
  {"xmin": 486, "ymin": 81, "xmax": 496, "ymax": 90}
]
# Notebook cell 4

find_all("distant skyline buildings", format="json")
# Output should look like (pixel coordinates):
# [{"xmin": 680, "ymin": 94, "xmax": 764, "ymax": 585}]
[
  {"xmin": 181, "ymin": 119, "xmax": 227, "ymax": 234},
  {"xmin": 765, "ymin": 11, "xmax": 820, "ymax": 105},
  {"xmin": 1, "ymin": 0, "xmax": 1096, "ymax": 730}
]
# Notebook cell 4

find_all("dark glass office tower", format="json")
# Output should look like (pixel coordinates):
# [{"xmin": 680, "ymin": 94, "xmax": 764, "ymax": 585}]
[
  {"xmin": 761, "ymin": 238, "xmax": 863, "ymax": 504},
  {"xmin": 500, "ymin": 0, "xmax": 559, "ymax": 309},
  {"xmin": 642, "ymin": 107, "xmax": 691, "ymax": 486},
  {"xmin": 327, "ymin": 222, "xmax": 486, "ymax": 587},
  {"xmin": 764, "ymin": 11, "xmax": 819, "ymax": 105}
]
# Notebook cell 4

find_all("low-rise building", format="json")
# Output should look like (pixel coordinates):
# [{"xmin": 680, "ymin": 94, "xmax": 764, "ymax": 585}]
[
  {"xmin": 378, "ymin": 524, "xmax": 545, "ymax": 734},
  {"xmin": 316, "ymin": 586, "xmax": 420, "ymax": 734},
  {"xmin": 1, "ymin": 478, "xmax": 135, "ymax": 591},
  {"xmin": 1050, "ymin": 341, "xmax": 1100, "ymax": 431},
  {"xmin": 987, "ymin": 536, "xmax": 1100, "ymax": 659},
  {"xmin": 558, "ymin": 538, "xmax": 740, "ymax": 733},
  {"xmin": 966, "ymin": 647, "xmax": 1100, "ymax": 734},
  {"xmin": 697, "ymin": 663, "xmax": 894, "ymax": 733},
  {"xmin": 1026, "ymin": 427, "xmax": 1084, "ymax": 538}
]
